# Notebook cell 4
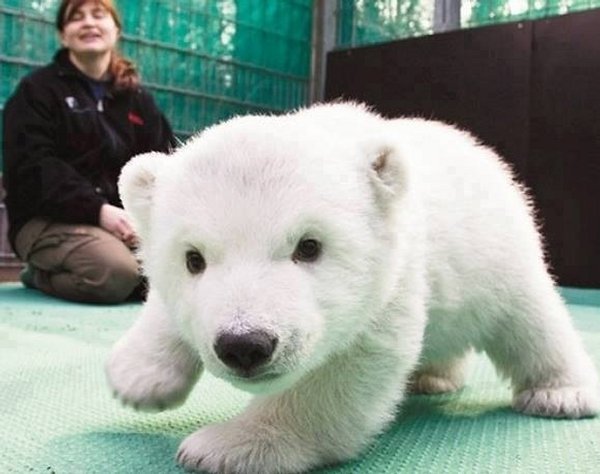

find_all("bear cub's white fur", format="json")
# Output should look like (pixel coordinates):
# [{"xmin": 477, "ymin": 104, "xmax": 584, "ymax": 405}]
[{"xmin": 106, "ymin": 103, "xmax": 599, "ymax": 473}]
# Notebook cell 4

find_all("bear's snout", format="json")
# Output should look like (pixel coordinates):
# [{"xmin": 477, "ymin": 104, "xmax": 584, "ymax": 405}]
[{"xmin": 214, "ymin": 331, "xmax": 278, "ymax": 375}]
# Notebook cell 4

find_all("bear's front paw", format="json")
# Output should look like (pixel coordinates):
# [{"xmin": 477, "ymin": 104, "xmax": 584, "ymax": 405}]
[
  {"xmin": 176, "ymin": 420, "xmax": 321, "ymax": 474},
  {"xmin": 513, "ymin": 386, "xmax": 600, "ymax": 418},
  {"xmin": 106, "ymin": 341, "xmax": 201, "ymax": 411}
]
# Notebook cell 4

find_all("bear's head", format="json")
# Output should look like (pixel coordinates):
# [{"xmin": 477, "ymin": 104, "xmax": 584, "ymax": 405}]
[{"xmin": 119, "ymin": 104, "xmax": 414, "ymax": 395}]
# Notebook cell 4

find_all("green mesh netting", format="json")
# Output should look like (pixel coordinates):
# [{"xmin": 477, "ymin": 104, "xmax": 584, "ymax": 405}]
[{"xmin": 336, "ymin": 0, "xmax": 600, "ymax": 48}]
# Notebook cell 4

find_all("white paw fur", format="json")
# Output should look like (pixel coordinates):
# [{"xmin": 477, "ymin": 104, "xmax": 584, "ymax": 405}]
[
  {"xmin": 176, "ymin": 420, "xmax": 318, "ymax": 474},
  {"xmin": 411, "ymin": 373, "xmax": 465, "ymax": 394},
  {"xmin": 106, "ymin": 291, "xmax": 202, "ymax": 411},
  {"xmin": 106, "ymin": 338, "xmax": 200, "ymax": 411},
  {"xmin": 514, "ymin": 386, "xmax": 600, "ymax": 418}
]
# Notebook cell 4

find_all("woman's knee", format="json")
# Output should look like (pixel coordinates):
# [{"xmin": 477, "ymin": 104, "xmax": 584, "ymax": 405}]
[
  {"xmin": 76, "ymin": 254, "xmax": 140, "ymax": 303},
  {"xmin": 61, "ymin": 230, "xmax": 140, "ymax": 304},
  {"xmin": 21, "ymin": 223, "xmax": 141, "ymax": 304}
]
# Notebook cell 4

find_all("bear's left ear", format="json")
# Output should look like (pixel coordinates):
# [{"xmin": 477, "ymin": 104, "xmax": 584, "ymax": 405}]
[
  {"xmin": 365, "ymin": 141, "xmax": 408, "ymax": 213},
  {"xmin": 118, "ymin": 151, "xmax": 168, "ymax": 239}
]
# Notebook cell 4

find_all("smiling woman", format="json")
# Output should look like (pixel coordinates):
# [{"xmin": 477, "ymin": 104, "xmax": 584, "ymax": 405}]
[
  {"xmin": 56, "ymin": 0, "xmax": 135, "ymax": 89},
  {"xmin": 59, "ymin": 3, "xmax": 119, "ymax": 73},
  {"xmin": 1, "ymin": 0, "xmax": 176, "ymax": 304}
]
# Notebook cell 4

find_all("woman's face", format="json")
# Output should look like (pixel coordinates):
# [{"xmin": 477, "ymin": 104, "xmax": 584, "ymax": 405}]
[{"xmin": 59, "ymin": 1, "xmax": 119, "ymax": 58}]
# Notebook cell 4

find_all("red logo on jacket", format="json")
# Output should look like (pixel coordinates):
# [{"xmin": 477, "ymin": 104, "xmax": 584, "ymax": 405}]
[{"xmin": 128, "ymin": 112, "xmax": 144, "ymax": 126}]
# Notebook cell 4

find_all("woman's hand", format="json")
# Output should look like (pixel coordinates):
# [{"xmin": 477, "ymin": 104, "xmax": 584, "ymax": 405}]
[{"xmin": 99, "ymin": 203, "xmax": 138, "ymax": 248}]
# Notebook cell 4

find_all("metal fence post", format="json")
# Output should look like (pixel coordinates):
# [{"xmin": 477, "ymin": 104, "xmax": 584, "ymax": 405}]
[
  {"xmin": 310, "ymin": 0, "xmax": 337, "ymax": 103},
  {"xmin": 434, "ymin": 0, "xmax": 461, "ymax": 32}
]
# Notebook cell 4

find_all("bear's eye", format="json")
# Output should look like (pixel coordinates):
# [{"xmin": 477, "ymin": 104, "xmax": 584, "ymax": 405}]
[
  {"xmin": 292, "ymin": 238, "xmax": 322, "ymax": 263},
  {"xmin": 186, "ymin": 250, "xmax": 206, "ymax": 274}
]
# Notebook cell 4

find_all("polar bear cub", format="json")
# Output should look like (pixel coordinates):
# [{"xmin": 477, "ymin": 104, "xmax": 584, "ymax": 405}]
[{"xmin": 106, "ymin": 103, "xmax": 599, "ymax": 473}]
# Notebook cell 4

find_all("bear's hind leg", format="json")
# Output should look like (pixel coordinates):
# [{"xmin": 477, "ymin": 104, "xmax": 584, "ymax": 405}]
[{"xmin": 482, "ymin": 284, "xmax": 599, "ymax": 418}]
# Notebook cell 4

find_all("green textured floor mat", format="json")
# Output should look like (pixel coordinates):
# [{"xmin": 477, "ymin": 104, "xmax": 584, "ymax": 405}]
[{"xmin": 1, "ymin": 282, "xmax": 600, "ymax": 473}]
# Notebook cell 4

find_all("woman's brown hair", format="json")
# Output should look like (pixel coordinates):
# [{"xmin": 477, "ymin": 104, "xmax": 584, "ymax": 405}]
[{"xmin": 56, "ymin": 0, "xmax": 139, "ymax": 90}]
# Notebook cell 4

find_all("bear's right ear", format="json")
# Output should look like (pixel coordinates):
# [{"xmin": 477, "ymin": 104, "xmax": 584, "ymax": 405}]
[
  {"xmin": 363, "ymin": 140, "xmax": 409, "ymax": 214},
  {"xmin": 118, "ymin": 151, "xmax": 167, "ymax": 239}
]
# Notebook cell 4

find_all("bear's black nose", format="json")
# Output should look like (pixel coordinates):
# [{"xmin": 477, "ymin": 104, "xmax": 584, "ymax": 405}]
[{"xmin": 214, "ymin": 331, "xmax": 278, "ymax": 373}]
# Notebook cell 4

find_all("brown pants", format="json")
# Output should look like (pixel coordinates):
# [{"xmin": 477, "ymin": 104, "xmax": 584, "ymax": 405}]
[{"xmin": 14, "ymin": 218, "xmax": 141, "ymax": 304}]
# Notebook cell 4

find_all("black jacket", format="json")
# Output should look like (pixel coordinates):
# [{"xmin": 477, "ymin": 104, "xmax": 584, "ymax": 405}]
[{"xmin": 2, "ymin": 49, "xmax": 175, "ymax": 250}]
